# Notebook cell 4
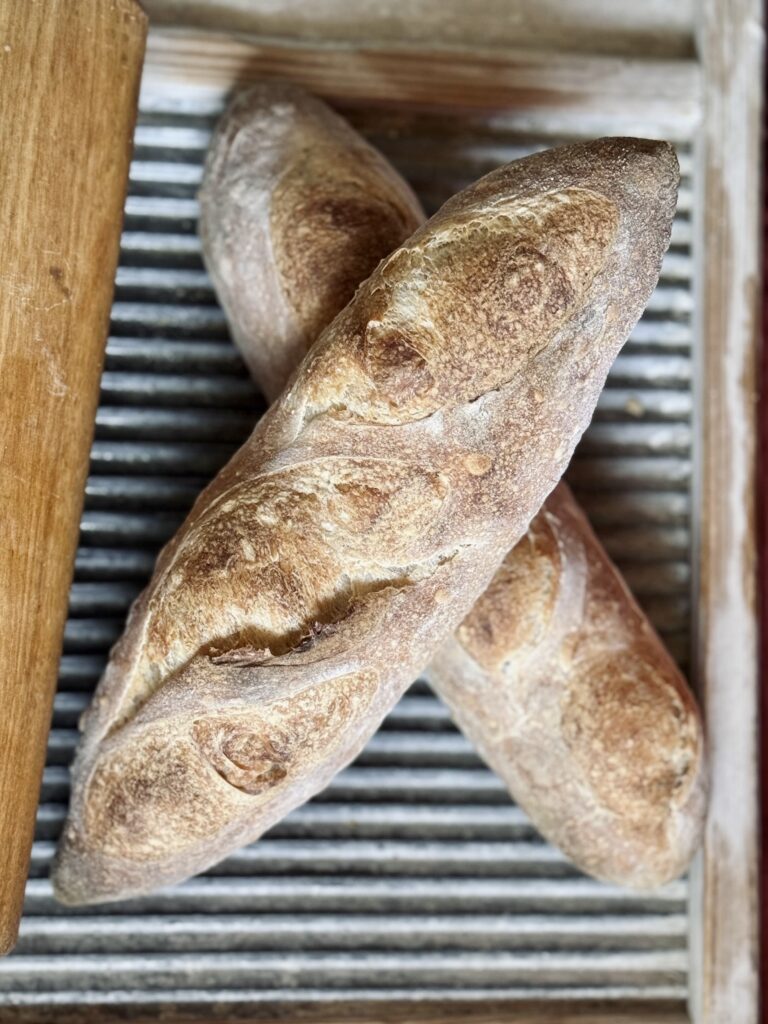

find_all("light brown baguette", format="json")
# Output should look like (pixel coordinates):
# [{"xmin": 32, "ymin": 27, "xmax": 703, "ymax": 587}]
[
  {"xmin": 197, "ymin": 85, "xmax": 706, "ymax": 888},
  {"xmin": 200, "ymin": 86, "xmax": 423, "ymax": 401},
  {"xmin": 53, "ymin": 121, "xmax": 680, "ymax": 905},
  {"xmin": 428, "ymin": 485, "xmax": 705, "ymax": 888}
]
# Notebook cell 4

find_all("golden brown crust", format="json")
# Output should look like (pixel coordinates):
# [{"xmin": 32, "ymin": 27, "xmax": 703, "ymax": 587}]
[
  {"xmin": 199, "ymin": 90, "xmax": 705, "ymax": 888},
  {"xmin": 202, "ymin": 89, "xmax": 705, "ymax": 888},
  {"xmin": 429, "ymin": 482, "xmax": 706, "ymax": 888},
  {"xmin": 53, "ymin": 124, "xmax": 679, "ymax": 904},
  {"xmin": 272, "ymin": 163, "xmax": 419, "ymax": 342},
  {"xmin": 455, "ymin": 508, "xmax": 562, "ymax": 663},
  {"xmin": 199, "ymin": 83, "xmax": 423, "ymax": 401}
]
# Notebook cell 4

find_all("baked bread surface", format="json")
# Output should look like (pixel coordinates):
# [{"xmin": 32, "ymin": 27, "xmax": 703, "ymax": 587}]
[
  {"xmin": 199, "ymin": 87, "xmax": 705, "ymax": 889},
  {"xmin": 53, "ymin": 126, "xmax": 680, "ymax": 904}
]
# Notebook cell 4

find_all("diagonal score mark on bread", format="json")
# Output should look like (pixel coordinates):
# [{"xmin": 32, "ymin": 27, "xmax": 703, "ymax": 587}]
[
  {"xmin": 301, "ymin": 188, "xmax": 619, "ymax": 425},
  {"xmin": 53, "ymin": 83, "xmax": 692, "ymax": 904},
  {"xmin": 197, "ymin": 86, "xmax": 704, "ymax": 891},
  {"xmin": 89, "ymin": 183, "xmax": 621, "ymax": 738}
]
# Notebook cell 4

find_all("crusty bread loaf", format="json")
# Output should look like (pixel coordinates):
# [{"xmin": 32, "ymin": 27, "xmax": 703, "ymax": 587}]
[
  {"xmin": 53, "ymin": 126, "xmax": 679, "ymax": 905},
  {"xmin": 199, "ymin": 84, "xmax": 424, "ymax": 403},
  {"xmin": 196, "ymin": 86, "xmax": 705, "ymax": 888},
  {"xmin": 429, "ymin": 485, "xmax": 706, "ymax": 887}
]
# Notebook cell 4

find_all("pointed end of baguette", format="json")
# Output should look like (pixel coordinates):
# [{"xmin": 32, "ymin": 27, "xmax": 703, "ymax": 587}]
[{"xmin": 51, "ymin": 834, "xmax": 120, "ymax": 908}]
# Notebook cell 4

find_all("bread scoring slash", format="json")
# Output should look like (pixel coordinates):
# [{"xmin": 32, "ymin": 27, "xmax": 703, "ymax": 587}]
[
  {"xmin": 198, "ymin": 85, "xmax": 706, "ymax": 891},
  {"xmin": 199, "ymin": 84, "xmax": 424, "ymax": 403},
  {"xmin": 54, "ymin": 136, "xmax": 680, "ymax": 904}
]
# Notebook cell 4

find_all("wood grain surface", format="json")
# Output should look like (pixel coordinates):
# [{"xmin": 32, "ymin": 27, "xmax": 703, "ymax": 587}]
[
  {"xmin": 0, "ymin": 998, "xmax": 690, "ymax": 1024},
  {"xmin": 0, "ymin": 0, "xmax": 146, "ymax": 955},
  {"xmin": 140, "ymin": 27, "xmax": 701, "ymax": 140},
  {"xmin": 142, "ymin": 0, "xmax": 696, "ymax": 60},
  {"xmin": 688, "ymin": 0, "xmax": 764, "ymax": 1022}
]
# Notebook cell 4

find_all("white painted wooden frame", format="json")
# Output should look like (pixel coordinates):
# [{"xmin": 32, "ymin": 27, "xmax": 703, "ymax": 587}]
[{"xmin": 688, "ymin": 0, "xmax": 763, "ymax": 1022}]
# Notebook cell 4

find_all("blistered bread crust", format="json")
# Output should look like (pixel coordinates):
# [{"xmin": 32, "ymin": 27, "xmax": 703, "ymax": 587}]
[
  {"xmin": 54, "ymin": 133, "xmax": 679, "ymax": 904},
  {"xmin": 197, "ymin": 88, "xmax": 704, "ymax": 887},
  {"xmin": 199, "ymin": 83, "xmax": 424, "ymax": 402},
  {"xmin": 429, "ymin": 482, "xmax": 706, "ymax": 888}
]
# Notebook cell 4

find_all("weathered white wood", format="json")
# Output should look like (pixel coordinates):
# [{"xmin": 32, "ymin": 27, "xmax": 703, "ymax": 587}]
[
  {"xmin": 689, "ymin": 1, "xmax": 764, "ymax": 1022},
  {"xmin": 143, "ymin": 0, "xmax": 695, "ymax": 59},
  {"xmin": 140, "ymin": 27, "xmax": 702, "ymax": 139}
]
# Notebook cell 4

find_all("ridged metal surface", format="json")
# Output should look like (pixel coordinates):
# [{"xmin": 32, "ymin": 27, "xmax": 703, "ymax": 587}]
[{"xmin": 2, "ymin": 100, "xmax": 694, "ymax": 1011}]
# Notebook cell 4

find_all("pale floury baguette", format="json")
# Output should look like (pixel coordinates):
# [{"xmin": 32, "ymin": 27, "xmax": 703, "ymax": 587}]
[
  {"xmin": 428, "ymin": 485, "xmax": 705, "ymax": 888},
  {"xmin": 200, "ymin": 86, "xmax": 423, "ymax": 399},
  {"xmin": 53, "ymin": 117, "xmax": 680, "ymax": 904},
  {"xmin": 197, "ymin": 85, "xmax": 705, "ymax": 888}
]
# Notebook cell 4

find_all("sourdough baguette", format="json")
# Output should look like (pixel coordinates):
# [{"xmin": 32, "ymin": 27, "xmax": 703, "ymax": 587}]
[
  {"xmin": 53, "ymin": 126, "xmax": 679, "ymax": 904},
  {"xmin": 198, "ymin": 85, "xmax": 705, "ymax": 888},
  {"xmin": 200, "ymin": 85, "xmax": 423, "ymax": 402},
  {"xmin": 428, "ymin": 485, "xmax": 705, "ymax": 887}
]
